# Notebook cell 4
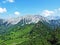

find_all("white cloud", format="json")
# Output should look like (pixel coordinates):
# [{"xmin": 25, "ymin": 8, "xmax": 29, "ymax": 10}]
[
  {"xmin": 14, "ymin": 11, "xmax": 20, "ymax": 16},
  {"xmin": 2, "ymin": 0, "xmax": 15, "ymax": 3},
  {"xmin": 41, "ymin": 8, "xmax": 60, "ymax": 17},
  {"xmin": 0, "ymin": 8, "xmax": 7, "ymax": 13},
  {"xmin": 7, "ymin": 0, "xmax": 14, "ymax": 3},
  {"xmin": 40, "ymin": 8, "xmax": 60, "ymax": 19},
  {"xmin": 41, "ymin": 10, "xmax": 54, "ymax": 17}
]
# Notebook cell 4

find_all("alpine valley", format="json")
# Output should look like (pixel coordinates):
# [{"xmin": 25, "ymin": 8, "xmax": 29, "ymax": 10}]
[{"xmin": 0, "ymin": 15, "xmax": 60, "ymax": 45}]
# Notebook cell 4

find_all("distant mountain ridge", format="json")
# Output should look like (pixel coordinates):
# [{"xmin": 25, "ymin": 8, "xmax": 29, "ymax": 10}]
[
  {"xmin": 0, "ymin": 15, "xmax": 60, "ymax": 29},
  {"xmin": 5, "ymin": 15, "xmax": 49, "ymax": 25}
]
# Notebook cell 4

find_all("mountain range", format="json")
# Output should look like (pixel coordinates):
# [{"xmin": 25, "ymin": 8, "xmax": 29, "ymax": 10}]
[
  {"xmin": 0, "ymin": 15, "xmax": 60, "ymax": 29},
  {"xmin": 0, "ymin": 15, "xmax": 60, "ymax": 45}
]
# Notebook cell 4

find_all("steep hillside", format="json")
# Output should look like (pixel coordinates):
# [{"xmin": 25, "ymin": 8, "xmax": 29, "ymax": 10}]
[
  {"xmin": 17, "ymin": 21, "xmax": 60, "ymax": 45},
  {"xmin": 19, "ymin": 21, "xmax": 52, "ymax": 45},
  {"xmin": 0, "ymin": 21, "xmax": 52, "ymax": 45},
  {"xmin": 0, "ymin": 24, "xmax": 34, "ymax": 45}
]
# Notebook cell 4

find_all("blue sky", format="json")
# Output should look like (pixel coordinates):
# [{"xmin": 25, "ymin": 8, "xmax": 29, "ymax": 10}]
[{"xmin": 0, "ymin": 0, "xmax": 60, "ymax": 19}]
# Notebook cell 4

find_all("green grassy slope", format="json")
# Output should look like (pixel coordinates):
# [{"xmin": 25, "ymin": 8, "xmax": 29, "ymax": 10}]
[
  {"xmin": 0, "ymin": 24, "xmax": 34, "ymax": 45},
  {"xmin": 19, "ymin": 21, "xmax": 52, "ymax": 45},
  {"xmin": 17, "ymin": 21, "xmax": 60, "ymax": 45},
  {"xmin": 0, "ymin": 21, "xmax": 60, "ymax": 45}
]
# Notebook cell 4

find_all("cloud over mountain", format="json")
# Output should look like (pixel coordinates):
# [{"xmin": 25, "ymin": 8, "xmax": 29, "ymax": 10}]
[
  {"xmin": 0, "ymin": 7, "xmax": 7, "ymax": 13},
  {"xmin": 40, "ymin": 8, "xmax": 60, "ymax": 19},
  {"xmin": 14, "ymin": 11, "xmax": 20, "ymax": 16},
  {"xmin": 41, "ymin": 10, "xmax": 54, "ymax": 17}
]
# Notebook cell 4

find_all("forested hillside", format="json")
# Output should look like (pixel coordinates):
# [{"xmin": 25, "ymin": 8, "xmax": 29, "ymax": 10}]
[{"xmin": 0, "ymin": 21, "xmax": 60, "ymax": 45}]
